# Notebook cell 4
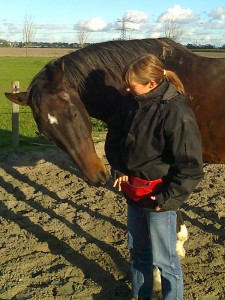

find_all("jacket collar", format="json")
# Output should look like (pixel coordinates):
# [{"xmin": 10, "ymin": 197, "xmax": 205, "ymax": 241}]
[{"xmin": 135, "ymin": 79, "xmax": 179, "ymax": 107}]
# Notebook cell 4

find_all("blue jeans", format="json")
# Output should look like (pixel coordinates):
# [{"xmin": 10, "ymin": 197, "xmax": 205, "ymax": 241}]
[{"xmin": 127, "ymin": 204, "xmax": 183, "ymax": 299}]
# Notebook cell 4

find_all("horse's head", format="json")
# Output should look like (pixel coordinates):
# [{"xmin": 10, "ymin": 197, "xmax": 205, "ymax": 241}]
[{"xmin": 5, "ymin": 60, "xmax": 109, "ymax": 185}]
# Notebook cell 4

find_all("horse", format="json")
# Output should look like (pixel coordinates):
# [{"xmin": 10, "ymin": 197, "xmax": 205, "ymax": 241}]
[{"xmin": 5, "ymin": 38, "xmax": 225, "ymax": 169}]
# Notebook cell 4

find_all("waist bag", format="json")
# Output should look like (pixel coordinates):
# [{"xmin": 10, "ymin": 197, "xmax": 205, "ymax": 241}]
[{"xmin": 121, "ymin": 175, "xmax": 163, "ymax": 202}]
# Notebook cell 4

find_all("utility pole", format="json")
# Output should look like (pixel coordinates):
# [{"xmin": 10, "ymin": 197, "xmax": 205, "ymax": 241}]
[{"xmin": 117, "ymin": 17, "xmax": 131, "ymax": 40}]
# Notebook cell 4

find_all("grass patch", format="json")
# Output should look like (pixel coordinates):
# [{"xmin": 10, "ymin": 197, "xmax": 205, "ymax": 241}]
[
  {"xmin": 0, "ymin": 57, "xmax": 50, "ymax": 90},
  {"xmin": 0, "ymin": 129, "xmax": 55, "ymax": 155},
  {"xmin": 0, "ymin": 56, "xmax": 55, "ymax": 151}
]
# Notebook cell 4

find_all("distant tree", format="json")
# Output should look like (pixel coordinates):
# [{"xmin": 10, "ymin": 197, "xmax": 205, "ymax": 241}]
[
  {"xmin": 162, "ymin": 19, "xmax": 183, "ymax": 43},
  {"xmin": 23, "ymin": 14, "xmax": 36, "ymax": 56},
  {"xmin": 202, "ymin": 44, "xmax": 215, "ymax": 49},
  {"xmin": 0, "ymin": 39, "xmax": 10, "ymax": 47},
  {"xmin": 77, "ymin": 28, "xmax": 89, "ymax": 48},
  {"xmin": 186, "ymin": 43, "xmax": 198, "ymax": 49}
]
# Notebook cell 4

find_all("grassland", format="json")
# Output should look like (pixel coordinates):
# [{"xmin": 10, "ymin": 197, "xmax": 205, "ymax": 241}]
[{"xmin": 0, "ymin": 56, "xmax": 56, "ymax": 151}]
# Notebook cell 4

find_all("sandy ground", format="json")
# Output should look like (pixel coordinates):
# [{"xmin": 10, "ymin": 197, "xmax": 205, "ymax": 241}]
[
  {"xmin": 0, "ymin": 142, "xmax": 225, "ymax": 300},
  {"xmin": 0, "ymin": 47, "xmax": 75, "ymax": 57}
]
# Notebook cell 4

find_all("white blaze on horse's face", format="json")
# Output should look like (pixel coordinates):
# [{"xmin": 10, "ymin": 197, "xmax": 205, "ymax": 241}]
[{"xmin": 48, "ymin": 113, "xmax": 58, "ymax": 125}]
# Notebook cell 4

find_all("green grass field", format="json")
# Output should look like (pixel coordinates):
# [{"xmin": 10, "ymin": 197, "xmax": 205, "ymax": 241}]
[{"xmin": 0, "ymin": 56, "xmax": 57, "ymax": 151}]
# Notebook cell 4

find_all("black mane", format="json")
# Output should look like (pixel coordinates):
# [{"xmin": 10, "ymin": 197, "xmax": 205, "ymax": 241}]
[
  {"xmin": 61, "ymin": 38, "xmax": 190, "ymax": 91},
  {"xmin": 29, "ymin": 38, "xmax": 194, "ymax": 95}
]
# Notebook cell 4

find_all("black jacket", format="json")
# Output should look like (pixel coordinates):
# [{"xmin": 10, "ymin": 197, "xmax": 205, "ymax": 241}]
[{"xmin": 105, "ymin": 79, "xmax": 204, "ymax": 211}]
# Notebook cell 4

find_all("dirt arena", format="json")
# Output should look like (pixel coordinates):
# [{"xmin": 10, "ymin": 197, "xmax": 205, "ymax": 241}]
[{"xmin": 0, "ymin": 142, "xmax": 225, "ymax": 300}]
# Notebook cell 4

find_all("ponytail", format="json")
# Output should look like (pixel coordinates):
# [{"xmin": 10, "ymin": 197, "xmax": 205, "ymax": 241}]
[{"xmin": 164, "ymin": 70, "xmax": 185, "ymax": 95}]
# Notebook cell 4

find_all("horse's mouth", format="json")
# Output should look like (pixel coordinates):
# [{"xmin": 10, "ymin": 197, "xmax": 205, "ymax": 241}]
[{"xmin": 83, "ymin": 170, "xmax": 109, "ymax": 186}]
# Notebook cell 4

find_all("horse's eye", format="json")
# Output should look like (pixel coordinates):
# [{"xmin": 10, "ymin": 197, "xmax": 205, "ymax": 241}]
[{"xmin": 71, "ymin": 107, "xmax": 78, "ymax": 118}]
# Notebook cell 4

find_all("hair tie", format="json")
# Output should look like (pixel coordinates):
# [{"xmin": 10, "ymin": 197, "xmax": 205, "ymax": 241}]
[{"xmin": 163, "ymin": 69, "xmax": 167, "ymax": 76}]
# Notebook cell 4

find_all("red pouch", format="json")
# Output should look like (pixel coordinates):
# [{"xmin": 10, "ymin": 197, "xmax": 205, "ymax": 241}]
[{"xmin": 121, "ymin": 175, "xmax": 163, "ymax": 202}]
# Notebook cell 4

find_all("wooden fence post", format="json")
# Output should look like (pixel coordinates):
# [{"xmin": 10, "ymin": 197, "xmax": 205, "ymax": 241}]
[{"xmin": 12, "ymin": 81, "xmax": 20, "ymax": 149}]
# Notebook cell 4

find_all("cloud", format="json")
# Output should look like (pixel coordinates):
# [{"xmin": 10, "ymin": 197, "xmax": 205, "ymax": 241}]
[
  {"xmin": 74, "ymin": 10, "xmax": 149, "ymax": 33},
  {"xmin": 158, "ymin": 4, "xmax": 196, "ymax": 23},
  {"xmin": 209, "ymin": 7, "xmax": 225, "ymax": 20},
  {"xmin": 124, "ymin": 10, "xmax": 149, "ymax": 23},
  {"xmin": 2, "ymin": 21, "xmax": 20, "ymax": 33},
  {"xmin": 0, "ymin": 21, "xmax": 21, "ymax": 41},
  {"xmin": 36, "ymin": 24, "xmax": 68, "ymax": 31},
  {"xmin": 75, "ymin": 17, "xmax": 109, "ymax": 32},
  {"xmin": 121, "ymin": 10, "xmax": 149, "ymax": 31}
]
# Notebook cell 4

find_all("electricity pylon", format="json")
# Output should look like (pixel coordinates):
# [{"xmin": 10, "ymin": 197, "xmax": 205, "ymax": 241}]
[{"xmin": 117, "ymin": 17, "xmax": 131, "ymax": 40}]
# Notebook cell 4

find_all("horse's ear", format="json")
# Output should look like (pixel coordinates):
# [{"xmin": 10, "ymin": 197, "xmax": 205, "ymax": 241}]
[
  {"xmin": 46, "ymin": 59, "xmax": 65, "ymax": 91},
  {"xmin": 4, "ymin": 92, "xmax": 28, "ymax": 106}
]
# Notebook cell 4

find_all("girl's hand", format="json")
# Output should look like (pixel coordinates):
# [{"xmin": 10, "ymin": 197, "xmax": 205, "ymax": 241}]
[
  {"xmin": 113, "ymin": 176, "xmax": 128, "ymax": 191},
  {"xmin": 150, "ymin": 196, "xmax": 162, "ymax": 211}
]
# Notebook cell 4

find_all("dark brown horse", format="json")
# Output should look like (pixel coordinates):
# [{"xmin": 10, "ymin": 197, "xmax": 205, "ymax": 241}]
[{"xmin": 5, "ymin": 38, "xmax": 225, "ymax": 184}]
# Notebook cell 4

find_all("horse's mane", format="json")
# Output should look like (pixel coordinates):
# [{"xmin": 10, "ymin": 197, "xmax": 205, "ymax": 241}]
[
  {"xmin": 62, "ymin": 38, "xmax": 163, "ymax": 91},
  {"xmin": 65, "ymin": 38, "xmax": 195, "ymax": 90},
  {"xmin": 29, "ymin": 38, "xmax": 193, "ymax": 95}
]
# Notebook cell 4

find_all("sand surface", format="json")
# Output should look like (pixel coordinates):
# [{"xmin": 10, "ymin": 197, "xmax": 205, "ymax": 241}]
[{"xmin": 0, "ymin": 142, "xmax": 225, "ymax": 299}]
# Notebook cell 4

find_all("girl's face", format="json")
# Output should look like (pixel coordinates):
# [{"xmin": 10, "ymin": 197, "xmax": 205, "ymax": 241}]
[{"xmin": 126, "ymin": 81, "xmax": 157, "ymax": 96}]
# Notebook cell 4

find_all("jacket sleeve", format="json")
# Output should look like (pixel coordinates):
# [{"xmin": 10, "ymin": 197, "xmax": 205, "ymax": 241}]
[
  {"xmin": 156, "ymin": 103, "xmax": 204, "ymax": 211},
  {"xmin": 105, "ymin": 126, "xmax": 126, "ymax": 179},
  {"xmin": 104, "ymin": 103, "xmax": 128, "ymax": 178}
]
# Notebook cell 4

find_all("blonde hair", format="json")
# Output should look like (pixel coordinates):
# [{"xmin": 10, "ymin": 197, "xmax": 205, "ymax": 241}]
[{"xmin": 122, "ymin": 54, "xmax": 185, "ymax": 94}]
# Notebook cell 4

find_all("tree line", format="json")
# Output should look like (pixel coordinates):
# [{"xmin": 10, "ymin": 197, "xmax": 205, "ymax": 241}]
[{"xmin": 1, "ymin": 39, "xmax": 225, "ymax": 50}]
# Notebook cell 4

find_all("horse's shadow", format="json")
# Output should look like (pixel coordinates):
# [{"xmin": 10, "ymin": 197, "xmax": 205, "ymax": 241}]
[
  {"xmin": 182, "ymin": 200, "xmax": 225, "ymax": 240},
  {"xmin": 0, "ymin": 145, "xmax": 130, "ymax": 299},
  {"xmin": 181, "ymin": 181, "xmax": 225, "ymax": 247}
]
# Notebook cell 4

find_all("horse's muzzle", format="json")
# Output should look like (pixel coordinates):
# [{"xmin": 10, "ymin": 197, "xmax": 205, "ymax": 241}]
[{"xmin": 84, "ymin": 169, "xmax": 109, "ymax": 186}]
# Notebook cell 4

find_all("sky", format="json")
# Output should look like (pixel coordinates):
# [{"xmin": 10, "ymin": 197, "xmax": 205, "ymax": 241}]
[{"xmin": 0, "ymin": 0, "xmax": 225, "ymax": 46}]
